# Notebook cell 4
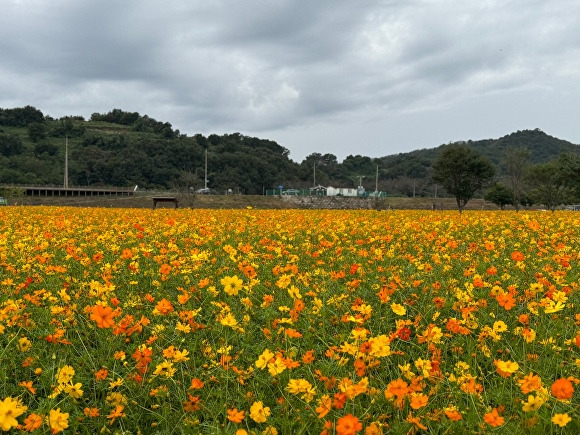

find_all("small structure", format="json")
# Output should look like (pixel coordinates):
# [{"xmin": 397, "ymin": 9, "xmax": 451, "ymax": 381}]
[
  {"xmin": 326, "ymin": 186, "xmax": 359, "ymax": 197},
  {"xmin": 309, "ymin": 185, "xmax": 327, "ymax": 196},
  {"xmin": 0, "ymin": 197, "xmax": 7, "ymax": 206},
  {"xmin": 152, "ymin": 196, "xmax": 179, "ymax": 209}
]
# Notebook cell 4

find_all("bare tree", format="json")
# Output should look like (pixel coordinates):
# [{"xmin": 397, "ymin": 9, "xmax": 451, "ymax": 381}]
[
  {"xmin": 503, "ymin": 147, "xmax": 530, "ymax": 212},
  {"xmin": 172, "ymin": 170, "xmax": 202, "ymax": 208}
]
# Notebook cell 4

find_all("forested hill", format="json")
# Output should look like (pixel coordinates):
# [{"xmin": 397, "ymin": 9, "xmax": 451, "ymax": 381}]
[
  {"xmin": 375, "ymin": 129, "xmax": 579, "ymax": 180},
  {"xmin": 0, "ymin": 106, "xmax": 578, "ymax": 196}
]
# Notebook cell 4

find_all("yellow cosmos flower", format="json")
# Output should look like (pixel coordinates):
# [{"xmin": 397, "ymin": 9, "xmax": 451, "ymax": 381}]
[
  {"xmin": 521, "ymin": 394, "xmax": 544, "ymax": 412},
  {"xmin": 221, "ymin": 275, "xmax": 244, "ymax": 296},
  {"xmin": 0, "ymin": 397, "xmax": 28, "ymax": 431},
  {"xmin": 220, "ymin": 312, "xmax": 238, "ymax": 327},
  {"xmin": 64, "ymin": 382, "xmax": 84, "ymax": 399},
  {"xmin": 495, "ymin": 360, "xmax": 519, "ymax": 377},
  {"xmin": 286, "ymin": 379, "xmax": 316, "ymax": 402},
  {"xmin": 153, "ymin": 361, "xmax": 176, "ymax": 378},
  {"xmin": 492, "ymin": 321, "xmax": 507, "ymax": 333},
  {"xmin": 544, "ymin": 300, "xmax": 565, "ymax": 314},
  {"xmin": 391, "ymin": 303, "xmax": 406, "ymax": 316},
  {"xmin": 56, "ymin": 365, "xmax": 75, "ymax": 385},
  {"xmin": 267, "ymin": 357, "xmax": 287, "ymax": 376},
  {"xmin": 18, "ymin": 337, "xmax": 32, "ymax": 352},
  {"xmin": 48, "ymin": 408, "xmax": 69, "ymax": 433},
  {"xmin": 255, "ymin": 349, "xmax": 275, "ymax": 369},
  {"xmin": 369, "ymin": 334, "xmax": 391, "ymax": 357},
  {"xmin": 249, "ymin": 401, "xmax": 270, "ymax": 423},
  {"xmin": 552, "ymin": 413, "xmax": 572, "ymax": 427},
  {"xmin": 414, "ymin": 358, "xmax": 432, "ymax": 378}
]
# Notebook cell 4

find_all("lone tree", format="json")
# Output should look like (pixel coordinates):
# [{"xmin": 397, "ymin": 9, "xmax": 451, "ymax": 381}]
[
  {"xmin": 484, "ymin": 183, "xmax": 513, "ymax": 210},
  {"xmin": 433, "ymin": 144, "xmax": 495, "ymax": 213}
]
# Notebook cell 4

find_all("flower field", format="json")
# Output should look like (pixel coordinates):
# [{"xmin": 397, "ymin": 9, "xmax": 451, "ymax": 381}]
[{"xmin": 0, "ymin": 207, "xmax": 579, "ymax": 434}]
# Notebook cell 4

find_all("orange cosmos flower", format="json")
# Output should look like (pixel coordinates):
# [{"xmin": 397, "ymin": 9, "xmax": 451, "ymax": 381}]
[
  {"xmin": 284, "ymin": 328, "xmax": 302, "ymax": 338},
  {"xmin": 409, "ymin": 393, "xmax": 428, "ymax": 409},
  {"xmin": 183, "ymin": 395, "xmax": 201, "ymax": 412},
  {"xmin": 336, "ymin": 414, "xmax": 362, "ymax": 435},
  {"xmin": 90, "ymin": 305, "xmax": 117, "ymax": 328},
  {"xmin": 385, "ymin": 378, "xmax": 409, "ymax": 399},
  {"xmin": 302, "ymin": 349, "xmax": 315, "ymax": 364},
  {"xmin": 18, "ymin": 380, "xmax": 36, "ymax": 395},
  {"xmin": 189, "ymin": 378, "xmax": 204, "ymax": 389},
  {"xmin": 315, "ymin": 395, "xmax": 332, "ymax": 419},
  {"xmin": 332, "ymin": 392, "xmax": 347, "ymax": 410},
  {"xmin": 483, "ymin": 408, "xmax": 504, "ymax": 427},
  {"xmin": 107, "ymin": 405, "xmax": 126, "ymax": 424},
  {"xmin": 511, "ymin": 251, "xmax": 525, "ymax": 261},
  {"xmin": 227, "ymin": 408, "xmax": 245, "ymax": 423},
  {"xmin": 22, "ymin": 413, "xmax": 42, "ymax": 431},
  {"xmin": 518, "ymin": 373, "xmax": 542, "ymax": 394},
  {"xmin": 153, "ymin": 298, "xmax": 174, "ymax": 314},
  {"xmin": 83, "ymin": 407, "xmax": 100, "ymax": 417},
  {"xmin": 551, "ymin": 378, "xmax": 574, "ymax": 400},
  {"xmin": 444, "ymin": 406, "xmax": 462, "ymax": 421},
  {"xmin": 495, "ymin": 292, "xmax": 516, "ymax": 310},
  {"xmin": 405, "ymin": 412, "xmax": 427, "ymax": 430}
]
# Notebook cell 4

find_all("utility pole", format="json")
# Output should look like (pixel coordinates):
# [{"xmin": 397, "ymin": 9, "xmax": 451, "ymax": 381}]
[
  {"xmin": 313, "ymin": 162, "xmax": 316, "ymax": 187},
  {"xmin": 204, "ymin": 148, "xmax": 208, "ymax": 190},
  {"xmin": 64, "ymin": 135, "xmax": 69, "ymax": 189},
  {"xmin": 375, "ymin": 164, "xmax": 378, "ymax": 194}
]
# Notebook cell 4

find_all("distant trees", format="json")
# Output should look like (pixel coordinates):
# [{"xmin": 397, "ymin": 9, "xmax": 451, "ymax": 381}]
[
  {"xmin": 484, "ymin": 183, "xmax": 513, "ymax": 210},
  {"xmin": 0, "ymin": 134, "xmax": 24, "ymax": 156},
  {"xmin": 2, "ymin": 104, "xmax": 580, "ymax": 201},
  {"xmin": 0, "ymin": 106, "xmax": 44, "ymax": 127},
  {"xmin": 527, "ymin": 161, "xmax": 573, "ymax": 211},
  {"xmin": 433, "ymin": 144, "xmax": 495, "ymax": 213},
  {"xmin": 28, "ymin": 122, "xmax": 47, "ymax": 142},
  {"xmin": 556, "ymin": 152, "xmax": 580, "ymax": 201},
  {"xmin": 90, "ymin": 109, "xmax": 177, "ymax": 139}
]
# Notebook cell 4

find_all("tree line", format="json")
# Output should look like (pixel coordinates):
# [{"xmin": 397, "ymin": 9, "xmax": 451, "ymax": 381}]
[
  {"xmin": 432, "ymin": 144, "xmax": 580, "ymax": 212},
  {"xmin": 0, "ymin": 106, "xmax": 579, "ymax": 210}
]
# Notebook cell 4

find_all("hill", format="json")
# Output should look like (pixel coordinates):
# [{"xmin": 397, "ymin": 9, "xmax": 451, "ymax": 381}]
[{"xmin": 1, "ymin": 106, "xmax": 578, "ymax": 197}]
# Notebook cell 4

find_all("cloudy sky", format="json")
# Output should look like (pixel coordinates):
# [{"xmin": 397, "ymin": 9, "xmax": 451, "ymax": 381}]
[{"xmin": 2, "ymin": 0, "xmax": 579, "ymax": 162}]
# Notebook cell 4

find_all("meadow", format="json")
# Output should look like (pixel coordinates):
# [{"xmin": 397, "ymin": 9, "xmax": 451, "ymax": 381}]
[{"xmin": 0, "ymin": 207, "xmax": 578, "ymax": 434}]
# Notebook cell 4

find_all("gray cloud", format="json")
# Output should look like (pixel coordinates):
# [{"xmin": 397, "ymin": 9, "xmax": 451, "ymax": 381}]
[{"xmin": 1, "ymin": 0, "xmax": 579, "ymax": 161}]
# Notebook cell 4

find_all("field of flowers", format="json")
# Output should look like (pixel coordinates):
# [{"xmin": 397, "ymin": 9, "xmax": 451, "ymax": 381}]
[{"xmin": 0, "ymin": 207, "xmax": 578, "ymax": 434}]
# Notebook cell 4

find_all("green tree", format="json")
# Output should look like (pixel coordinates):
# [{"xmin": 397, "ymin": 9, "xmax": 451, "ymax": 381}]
[
  {"xmin": 0, "ymin": 134, "xmax": 24, "ymax": 156},
  {"xmin": 502, "ymin": 147, "xmax": 530, "ymax": 212},
  {"xmin": 432, "ymin": 144, "xmax": 495, "ymax": 213},
  {"xmin": 556, "ymin": 152, "xmax": 580, "ymax": 202},
  {"xmin": 484, "ymin": 183, "xmax": 513, "ymax": 210},
  {"xmin": 527, "ymin": 161, "xmax": 573, "ymax": 211},
  {"xmin": 28, "ymin": 122, "xmax": 47, "ymax": 142}
]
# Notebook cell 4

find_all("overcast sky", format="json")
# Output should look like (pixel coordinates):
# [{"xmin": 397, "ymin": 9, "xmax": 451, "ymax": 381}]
[{"xmin": 2, "ymin": 0, "xmax": 579, "ymax": 162}]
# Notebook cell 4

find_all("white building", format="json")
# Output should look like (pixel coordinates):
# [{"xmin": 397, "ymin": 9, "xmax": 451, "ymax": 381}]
[{"xmin": 326, "ymin": 186, "xmax": 359, "ymax": 197}]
